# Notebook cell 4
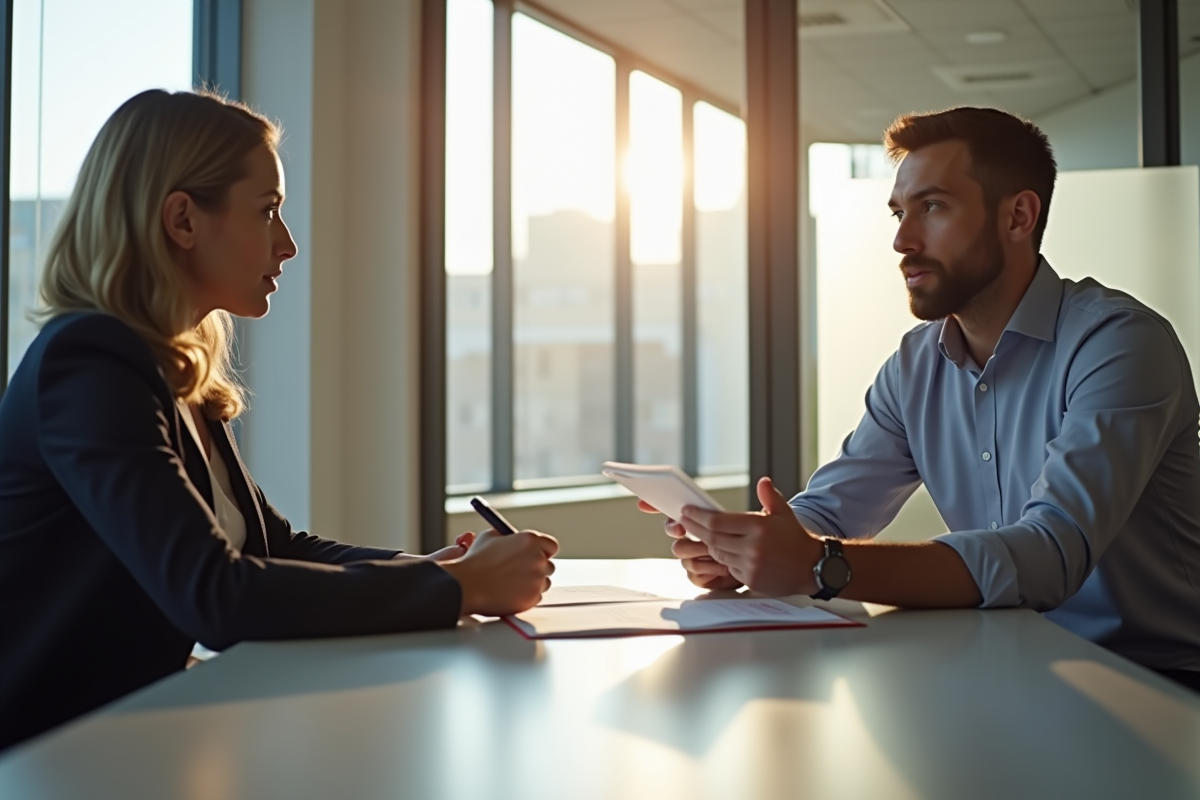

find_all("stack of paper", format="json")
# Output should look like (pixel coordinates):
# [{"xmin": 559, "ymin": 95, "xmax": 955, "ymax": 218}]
[{"xmin": 506, "ymin": 590, "xmax": 860, "ymax": 639}]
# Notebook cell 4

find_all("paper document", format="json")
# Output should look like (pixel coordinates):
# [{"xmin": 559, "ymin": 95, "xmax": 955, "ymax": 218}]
[
  {"xmin": 537, "ymin": 585, "xmax": 669, "ymax": 607},
  {"xmin": 507, "ymin": 597, "xmax": 860, "ymax": 639}
]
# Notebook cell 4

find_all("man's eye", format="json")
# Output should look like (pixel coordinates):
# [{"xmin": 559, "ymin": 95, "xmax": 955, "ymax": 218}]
[
  {"xmin": 264, "ymin": 206, "xmax": 279, "ymax": 219},
  {"xmin": 925, "ymin": 201, "xmax": 939, "ymax": 212},
  {"xmin": 890, "ymin": 209, "xmax": 903, "ymax": 220}
]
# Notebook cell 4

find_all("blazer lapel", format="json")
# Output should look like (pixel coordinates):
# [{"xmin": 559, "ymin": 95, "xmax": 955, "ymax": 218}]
[
  {"xmin": 207, "ymin": 419, "xmax": 269, "ymax": 558},
  {"xmin": 171, "ymin": 401, "xmax": 215, "ymax": 511}
]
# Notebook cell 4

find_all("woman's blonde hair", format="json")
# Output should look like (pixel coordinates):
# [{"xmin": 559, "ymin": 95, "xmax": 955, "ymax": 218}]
[{"xmin": 39, "ymin": 89, "xmax": 280, "ymax": 420}]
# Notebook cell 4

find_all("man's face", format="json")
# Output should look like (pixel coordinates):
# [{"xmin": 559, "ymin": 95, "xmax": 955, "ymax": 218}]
[{"xmin": 888, "ymin": 140, "xmax": 1005, "ymax": 321}]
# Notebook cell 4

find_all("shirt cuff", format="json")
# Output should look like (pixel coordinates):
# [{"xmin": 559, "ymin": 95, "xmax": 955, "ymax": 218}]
[
  {"xmin": 791, "ymin": 509, "xmax": 835, "ymax": 538},
  {"xmin": 934, "ymin": 529, "xmax": 1021, "ymax": 607}
]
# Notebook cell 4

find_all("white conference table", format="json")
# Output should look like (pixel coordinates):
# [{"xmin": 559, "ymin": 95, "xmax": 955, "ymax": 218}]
[{"xmin": 2, "ymin": 559, "xmax": 1200, "ymax": 800}]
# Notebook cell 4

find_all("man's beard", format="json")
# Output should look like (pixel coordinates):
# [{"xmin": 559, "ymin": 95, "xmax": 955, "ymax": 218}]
[{"xmin": 902, "ymin": 220, "xmax": 1005, "ymax": 321}]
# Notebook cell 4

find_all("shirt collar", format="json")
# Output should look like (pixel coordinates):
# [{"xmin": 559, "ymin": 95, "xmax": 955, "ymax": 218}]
[
  {"xmin": 1003, "ymin": 256, "xmax": 1063, "ymax": 343},
  {"xmin": 936, "ymin": 257, "xmax": 1063, "ymax": 371}
]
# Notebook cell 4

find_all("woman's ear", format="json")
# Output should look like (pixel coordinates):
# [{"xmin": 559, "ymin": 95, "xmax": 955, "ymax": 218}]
[{"xmin": 161, "ymin": 190, "xmax": 198, "ymax": 250}]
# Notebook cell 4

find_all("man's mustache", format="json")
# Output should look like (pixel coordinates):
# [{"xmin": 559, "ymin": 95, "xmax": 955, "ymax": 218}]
[{"xmin": 900, "ymin": 255, "xmax": 945, "ymax": 272}]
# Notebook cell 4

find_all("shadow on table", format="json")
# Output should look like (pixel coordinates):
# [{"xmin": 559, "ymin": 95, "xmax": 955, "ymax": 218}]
[
  {"xmin": 595, "ymin": 607, "xmax": 1200, "ymax": 799},
  {"xmin": 112, "ymin": 622, "xmax": 540, "ymax": 713}
]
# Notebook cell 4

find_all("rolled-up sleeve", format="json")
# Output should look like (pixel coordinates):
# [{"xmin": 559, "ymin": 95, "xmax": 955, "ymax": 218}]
[
  {"xmin": 936, "ymin": 309, "xmax": 1187, "ymax": 610},
  {"xmin": 791, "ymin": 351, "xmax": 924, "ymax": 539}
]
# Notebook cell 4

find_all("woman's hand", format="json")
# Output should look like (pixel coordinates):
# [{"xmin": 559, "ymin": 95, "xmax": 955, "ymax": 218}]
[
  {"xmin": 440, "ymin": 529, "xmax": 559, "ymax": 616},
  {"xmin": 637, "ymin": 499, "xmax": 744, "ymax": 591},
  {"xmin": 393, "ymin": 532, "xmax": 476, "ymax": 563},
  {"xmin": 423, "ymin": 531, "xmax": 476, "ymax": 563}
]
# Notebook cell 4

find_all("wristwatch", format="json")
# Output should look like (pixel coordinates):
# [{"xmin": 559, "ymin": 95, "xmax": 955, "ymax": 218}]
[{"xmin": 811, "ymin": 537, "xmax": 852, "ymax": 601}]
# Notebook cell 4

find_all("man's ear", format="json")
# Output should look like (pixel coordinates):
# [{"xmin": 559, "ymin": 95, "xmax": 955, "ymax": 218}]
[
  {"xmin": 1005, "ymin": 189, "xmax": 1041, "ymax": 245},
  {"xmin": 162, "ymin": 190, "xmax": 198, "ymax": 250}
]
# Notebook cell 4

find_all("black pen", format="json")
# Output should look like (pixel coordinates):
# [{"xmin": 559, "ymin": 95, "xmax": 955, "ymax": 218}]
[{"xmin": 469, "ymin": 496, "xmax": 519, "ymax": 536}]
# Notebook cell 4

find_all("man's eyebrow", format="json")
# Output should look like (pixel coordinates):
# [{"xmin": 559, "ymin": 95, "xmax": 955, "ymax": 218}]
[
  {"xmin": 259, "ymin": 190, "xmax": 284, "ymax": 201},
  {"xmin": 889, "ymin": 185, "xmax": 951, "ymax": 208},
  {"xmin": 910, "ymin": 185, "xmax": 951, "ymax": 201}
]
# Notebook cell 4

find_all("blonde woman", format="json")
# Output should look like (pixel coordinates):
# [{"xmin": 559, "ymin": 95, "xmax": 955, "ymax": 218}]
[{"xmin": 0, "ymin": 90, "xmax": 557, "ymax": 751}]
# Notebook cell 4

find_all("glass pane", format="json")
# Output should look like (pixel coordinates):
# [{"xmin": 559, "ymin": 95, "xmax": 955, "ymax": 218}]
[
  {"xmin": 445, "ymin": 0, "xmax": 493, "ymax": 490},
  {"xmin": 8, "ymin": 0, "xmax": 192, "ymax": 379},
  {"xmin": 511, "ymin": 14, "xmax": 615, "ymax": 482},
  {"xmin": 693, "ymin": 101, "xmax": 747, "ymax": 475},
  {"xmin": 629, "ymin": 71, "xmax": 682, "ymax": 466}
]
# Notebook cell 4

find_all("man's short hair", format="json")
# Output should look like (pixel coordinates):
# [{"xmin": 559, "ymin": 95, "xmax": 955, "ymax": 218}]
[{"xmin": 884, "ymin": 107, "xmax": 1057, "ymax": 251}]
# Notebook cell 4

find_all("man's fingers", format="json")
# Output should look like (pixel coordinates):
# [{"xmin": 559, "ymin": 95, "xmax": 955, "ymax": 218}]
[
  {"xmin": 664, "ymin": 518, "xmax": 688, "ymax": 539},
  {"xmin": 683, "ymin": 556, "xmax": 732, "ymax": 578},
  {"xmin": 756, "ymin": 476, "xmax": 793, "ymax": 516},
  {"xmin": 671, "ymin": 536, "xmax": 710, "ymax": 560},
  {"xmin": 637, "ymin": 500, "xmax": 661, "ymax": 514},
  {"xmin": 680, "ymin": 507, "xmax": 769, "ymax": 536},
  {"xmin": 679, "ymin": 518, "xmax": 751, "ymax": 555}
]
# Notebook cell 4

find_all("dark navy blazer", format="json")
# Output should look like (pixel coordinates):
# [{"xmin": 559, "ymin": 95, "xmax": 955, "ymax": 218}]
[{"xmin": 0, "ymin": 312, "xmax": 461, "ymax": 751}]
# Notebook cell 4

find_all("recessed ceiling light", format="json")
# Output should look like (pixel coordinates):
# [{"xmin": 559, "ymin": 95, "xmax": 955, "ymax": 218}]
[{"xmin": 966, "ymin": 30, "xmax": 1008, "ymax": 45}]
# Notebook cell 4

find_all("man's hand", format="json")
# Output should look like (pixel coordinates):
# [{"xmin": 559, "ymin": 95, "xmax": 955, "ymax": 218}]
[
  {"xmin": 637, "ymin": 499, "xmax": 743, "ymax": 590},
  {"xmin": 679, "ymin": 477, "xmax": 823, "ymax": 596}
]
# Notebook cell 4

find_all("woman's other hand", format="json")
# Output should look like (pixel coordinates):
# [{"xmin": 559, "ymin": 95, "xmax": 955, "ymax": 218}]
[
  {"xmin": 440, "ymin": 529, "xmax": 559, "ymax": 616},
  {"xmin": 422, "ymin": 531, "xmax": 477, "ymax": 563}
]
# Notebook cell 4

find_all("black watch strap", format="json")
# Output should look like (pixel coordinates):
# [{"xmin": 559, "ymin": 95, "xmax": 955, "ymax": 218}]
[{"xmin": 811, "ymin": 537, "xmax": 850, "ymax": 601}]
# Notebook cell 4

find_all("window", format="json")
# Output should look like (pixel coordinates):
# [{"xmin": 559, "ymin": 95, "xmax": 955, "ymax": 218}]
[
  {"xmin": 693, "ymin": 101, "xmax": 747, "ymax": 475},
  {"xmin": 511, "ymin": 15, "xmax": 615, "ymax": 483},
  {"xmin": 445, "ymin": 0, "xmax": 493, "ymax": 489},
  {"xmin": 6, "ymin": 0, "xmax": 194, "ymax": 382},
  {"xmin": 444, "ymin": 5, "xmax": 748, "ymax": 495}
]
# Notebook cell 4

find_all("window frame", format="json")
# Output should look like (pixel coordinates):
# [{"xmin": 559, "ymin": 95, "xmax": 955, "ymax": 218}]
[{"xmin": 438, "ymin": 0, "xmax": 744, "ymax": 507}]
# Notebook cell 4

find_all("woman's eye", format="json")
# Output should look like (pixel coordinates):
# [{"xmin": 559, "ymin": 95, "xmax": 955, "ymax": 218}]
[
  {"xmin": 890, "ymin": 209, "xmax": 903, "ymax": 221},
  {"xmin": 264, "ymin": 206, "xmax": 279, "ymax": 220}
]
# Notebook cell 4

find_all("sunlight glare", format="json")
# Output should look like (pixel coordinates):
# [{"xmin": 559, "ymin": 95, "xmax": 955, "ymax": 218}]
[
  {"xmin": 628, "ymin": 71, "xmax": 682, "ymax": 266},
  {"xmin": 511, "ymin": 14, "xmax": 615, "ymax": 261},
  {"xmin": 445, "ymin": 0, "xmax": 494, "ymax": 275},
  {"xmin": 693, "ymin": 102, "xmax": 745, "ymax": 212}
]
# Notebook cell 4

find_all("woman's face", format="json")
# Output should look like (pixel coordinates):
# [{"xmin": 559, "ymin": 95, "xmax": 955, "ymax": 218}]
[{"xmin": 165, "ymin": 145, "xmax": 297, "ymax": 320}]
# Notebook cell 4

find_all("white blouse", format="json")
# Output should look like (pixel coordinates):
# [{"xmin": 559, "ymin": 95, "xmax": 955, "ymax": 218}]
[{"xmin": 176, "ymin": 399, "xmax": 248, "ymax": 552}]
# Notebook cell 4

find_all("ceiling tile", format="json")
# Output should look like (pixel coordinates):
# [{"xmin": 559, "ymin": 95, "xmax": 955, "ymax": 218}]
[
  {"xmin": 688, "ymin": 8, "xmax": 742, "ymax": 41},
  {"xmin": 887, "ymin": 0, "xmax": 1028, "ymax": 30},
  {"xmin": 1019, "ymin": 0, "xmax": 1133, "ymax": 20}
]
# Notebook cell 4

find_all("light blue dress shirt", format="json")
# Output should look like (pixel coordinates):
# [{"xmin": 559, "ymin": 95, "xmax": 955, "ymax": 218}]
[{"xmin": 791, "ymin": 259, "xmax": 1200, "ymax": 671}]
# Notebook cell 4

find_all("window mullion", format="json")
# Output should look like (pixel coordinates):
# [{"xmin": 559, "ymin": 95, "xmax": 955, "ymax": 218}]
[
  {"xmin": 491, "ymin": 0, "xmax": 514, "ymax": 492},
  {"xmin": 681, "ymin": 93, "xmax": 698, "ymax": 475},
  {"xmin": 614, "ymin": 59, "xmax": 634, "ymax": 464}
]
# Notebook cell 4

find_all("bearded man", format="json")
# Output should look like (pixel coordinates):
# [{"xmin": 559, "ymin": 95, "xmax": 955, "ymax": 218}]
[{"xmin": 660, "ymin": 107, "xmax": 1200, "ymax": 691}]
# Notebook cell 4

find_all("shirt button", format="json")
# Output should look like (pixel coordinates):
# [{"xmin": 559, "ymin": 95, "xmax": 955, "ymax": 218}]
[
  {"xmin": 979, "ymin": 383, "xmax": 989, "ymax": 392},
  {"xmin": 982, "ymin": 451, "xmax": 992, "ymax": 461},
  {"xmin": 990, "ymin": 521, "xmax": 999, "ymax": 530}
]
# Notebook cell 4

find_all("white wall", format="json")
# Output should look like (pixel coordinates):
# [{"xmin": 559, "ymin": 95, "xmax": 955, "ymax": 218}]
[
  {"xmin": 239, "ymin": 0, "xmax": 424, "ymax": 551},
  {"xmin": 1036, "ymin": 50, "xmax": 1200, "ymax": 171}
]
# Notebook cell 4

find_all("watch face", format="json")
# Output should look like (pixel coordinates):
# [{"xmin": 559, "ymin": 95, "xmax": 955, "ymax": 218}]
[{"xmin": 820, "ymin": 556, "xmax": 852, "ymax": 589}]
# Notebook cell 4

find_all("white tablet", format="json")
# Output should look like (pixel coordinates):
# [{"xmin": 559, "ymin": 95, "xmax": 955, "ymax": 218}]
[{"xmin": 601, "ymin": 461, "xmax": 724, "ymax": 524}]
